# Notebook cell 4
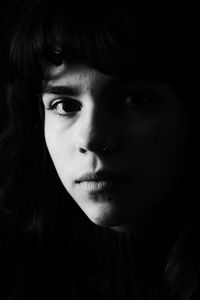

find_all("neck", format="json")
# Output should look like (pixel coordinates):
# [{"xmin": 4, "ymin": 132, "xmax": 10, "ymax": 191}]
[{"xmin": 110, "ymin": 194, "xmax": 187, "ymax": 243}]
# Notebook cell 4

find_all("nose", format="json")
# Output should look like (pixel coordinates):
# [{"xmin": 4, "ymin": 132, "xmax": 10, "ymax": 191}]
[{"xmin": 77, "ymin": 105, "xmax": 117, "ymax": 154}]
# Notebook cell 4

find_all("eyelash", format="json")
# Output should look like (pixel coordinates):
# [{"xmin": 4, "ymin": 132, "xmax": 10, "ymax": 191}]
[{"xmin": 48, "ymin": 98, "xmax": 82, "ymax": 116}]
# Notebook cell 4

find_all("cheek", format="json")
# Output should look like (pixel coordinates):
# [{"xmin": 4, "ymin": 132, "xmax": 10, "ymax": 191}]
[
  {"xmin": 126, "ymin": 108, "xmax": 186, "ymax": 187},
  {"xmin": 44, "ymin": 117, "xmax": 74, "ymax": 176}
]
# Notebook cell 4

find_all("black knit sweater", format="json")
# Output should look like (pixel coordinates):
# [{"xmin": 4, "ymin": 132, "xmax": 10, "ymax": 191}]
[{"xmin": 0, "ymin": 206, "xmax": 196, "ymax": 300}]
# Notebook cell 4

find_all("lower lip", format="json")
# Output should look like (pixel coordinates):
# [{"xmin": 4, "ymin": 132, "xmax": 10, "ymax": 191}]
[{"xmin": 77, "ymin": 180, "xmax": 121, "ymax": 192}]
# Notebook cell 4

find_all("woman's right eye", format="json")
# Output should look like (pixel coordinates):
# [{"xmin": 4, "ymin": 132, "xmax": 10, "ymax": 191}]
[{"xmin": 50, "ymin": 99, "xmax": 82, "ymax": 116}]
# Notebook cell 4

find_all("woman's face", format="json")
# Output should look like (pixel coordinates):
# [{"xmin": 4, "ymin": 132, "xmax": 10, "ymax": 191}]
[{"xmin": 42, "ymin": 64, "xmax": 187, "ymax": 231}]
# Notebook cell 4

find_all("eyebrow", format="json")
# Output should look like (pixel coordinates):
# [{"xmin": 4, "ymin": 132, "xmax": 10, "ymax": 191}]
[
  {"xmin": 43, "ymin": 77, "xmax": 128, "ymax": 96},
  {"xmin": 42, "ymin": 75, "xmax": 150, "ymax": 97},
  {"xmin": 43, "ymin": 85, "xmax": 81, "ymax": 96}
]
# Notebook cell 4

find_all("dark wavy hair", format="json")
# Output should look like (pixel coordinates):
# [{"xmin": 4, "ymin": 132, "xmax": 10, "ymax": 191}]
[{"xmin": 0, "ymin": 0, "xmax": 200, "ymax": 299}]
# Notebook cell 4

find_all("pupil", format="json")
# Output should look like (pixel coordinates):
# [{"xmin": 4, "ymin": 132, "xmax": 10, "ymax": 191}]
[{"xmin": 62, "ymin": 101, "xmax": 80, "ymax": 112}]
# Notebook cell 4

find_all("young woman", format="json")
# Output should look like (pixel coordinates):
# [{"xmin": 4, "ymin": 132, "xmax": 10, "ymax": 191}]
[{"xmin": 0, "ymin": 0, "xmax": 200, "ymax": 299}]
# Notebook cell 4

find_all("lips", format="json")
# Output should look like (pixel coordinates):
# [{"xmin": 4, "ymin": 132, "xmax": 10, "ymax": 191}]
[
  {"xmin": 76, "ymin": 170, "xmax": 126, "ymax": 183},
  {"xmin": 75, "ymin": 170, "xmax": 127, "ymax": 192}
]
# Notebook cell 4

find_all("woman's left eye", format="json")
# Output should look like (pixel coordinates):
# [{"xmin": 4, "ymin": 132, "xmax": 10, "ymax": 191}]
[{"xmin": 122, "ymin": 91, "xmax": 155, "ymax": 109}]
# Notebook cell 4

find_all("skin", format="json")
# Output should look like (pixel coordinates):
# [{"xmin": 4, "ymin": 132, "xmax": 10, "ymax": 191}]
[{"xmin": 42, "ymin": 63, "xmax": 188, "ymax": 233}]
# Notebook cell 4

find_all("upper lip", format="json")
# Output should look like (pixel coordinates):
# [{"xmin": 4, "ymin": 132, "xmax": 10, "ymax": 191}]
[{"xmin": 75, "ymin": 170, "xmax": 127, "ymax": 183}]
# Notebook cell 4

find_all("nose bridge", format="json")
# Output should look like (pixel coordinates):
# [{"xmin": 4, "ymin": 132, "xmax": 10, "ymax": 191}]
[
  {"xmin": 82, "ymin": 103, "xmax": 107, "ymax": 140},
  {"xmin": 78, "ymin": 101, "xmax": 114, "ymax": 152}
]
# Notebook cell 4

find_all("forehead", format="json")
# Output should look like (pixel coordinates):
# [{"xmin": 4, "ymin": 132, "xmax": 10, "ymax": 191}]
[{"xmin": 44, "ymin": 63, "xmax": 115, "ymax": 91}]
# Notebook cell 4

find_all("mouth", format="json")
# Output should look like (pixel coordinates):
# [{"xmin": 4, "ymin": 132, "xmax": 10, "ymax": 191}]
[{"xmin": 75, "ymin": 170, "xmax": 128, "ymax": 192}]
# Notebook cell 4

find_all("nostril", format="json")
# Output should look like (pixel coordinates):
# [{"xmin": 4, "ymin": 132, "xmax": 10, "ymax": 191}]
[
  {"xmin": 77, "ymin": 121, "xmax": 117, "ymax": 154},
  {"xmin": 79, "ymin": 147, "xmax": 87, "ymax": 153},
  {"xmin": 78, "ymin": 138, "xmax": 116, "ymax": 154}
]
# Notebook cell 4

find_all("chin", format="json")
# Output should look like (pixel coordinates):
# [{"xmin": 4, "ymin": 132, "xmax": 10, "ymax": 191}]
[
  {"xmin": 88, "ymin": 214, "xmax": 116, "ymax": 227},
  {"xmin": 81, "ymin": 201, "xmax": 128, "ymax": 228}
]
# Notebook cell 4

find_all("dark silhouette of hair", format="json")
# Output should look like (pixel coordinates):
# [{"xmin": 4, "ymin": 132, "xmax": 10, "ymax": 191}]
[{"xmin": 0, "ymin": 0, "xmax": 200, "ymax": 299}]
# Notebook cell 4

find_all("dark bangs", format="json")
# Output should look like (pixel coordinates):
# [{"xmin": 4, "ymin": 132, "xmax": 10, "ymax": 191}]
[{"xmin": 8, "ymin": 0, "xmax": 185, "ymax": 86}]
